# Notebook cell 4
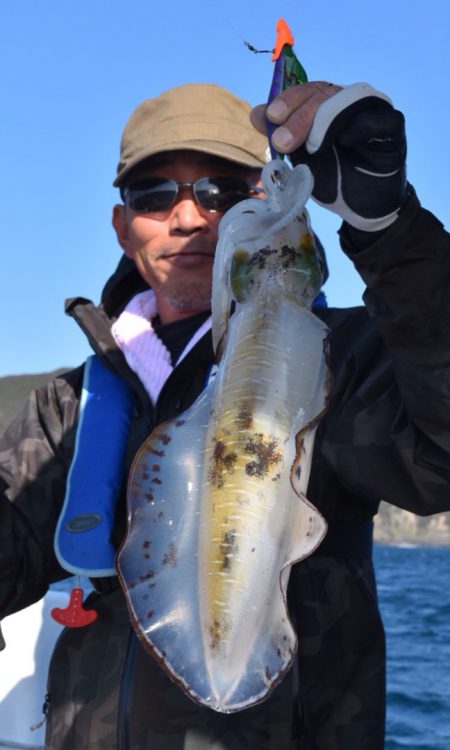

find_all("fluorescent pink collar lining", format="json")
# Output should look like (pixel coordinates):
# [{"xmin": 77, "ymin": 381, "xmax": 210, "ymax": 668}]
[{"xmin": 111, "ymin": 290, "xmax": 211, "ymax": 404}]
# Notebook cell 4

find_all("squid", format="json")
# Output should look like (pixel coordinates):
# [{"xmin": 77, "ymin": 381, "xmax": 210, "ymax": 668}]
[{"xmin": 117, "ymin": 157, "xmax": 330, "ymax": 713}]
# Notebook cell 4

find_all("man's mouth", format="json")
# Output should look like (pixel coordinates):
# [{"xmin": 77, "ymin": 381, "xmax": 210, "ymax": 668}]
[
  {"xmin": 162, "ymin": 249, "xmax": 215, "ymax": 266},
  {"xmin": 160, "ymin": 243, "xmax": 215, "ymax": 261}
]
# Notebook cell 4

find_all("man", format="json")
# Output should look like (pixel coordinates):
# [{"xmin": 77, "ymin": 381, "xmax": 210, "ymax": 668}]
[{"xmin": 0, "ymin": 81, "xmax": 449, "ymax": 749}]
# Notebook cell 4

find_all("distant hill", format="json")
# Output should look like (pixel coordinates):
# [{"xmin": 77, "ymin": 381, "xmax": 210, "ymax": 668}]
[{"xmin": 1, "ymin": 371, "xmax": 449, "ymax": 545}]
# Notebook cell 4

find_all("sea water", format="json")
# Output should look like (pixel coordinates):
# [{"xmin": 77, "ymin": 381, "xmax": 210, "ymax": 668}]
[{"xmin": 374, "ymin": 544, "xmax": 450, "ymax": 750}]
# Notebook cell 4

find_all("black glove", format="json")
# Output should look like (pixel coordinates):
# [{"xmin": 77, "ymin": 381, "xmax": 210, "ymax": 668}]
[{"xmin": 290, "ymin": 83, "xmax": 408, "ymax": 231}]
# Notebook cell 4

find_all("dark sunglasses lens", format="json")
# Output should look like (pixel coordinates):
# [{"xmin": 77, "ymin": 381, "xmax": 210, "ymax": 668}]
[
  {"xmin": 126, "ymin": 179, "xmax": 177, "ymax": 212},
  {"xmin": 125, "ymin": 177, "xmax": 253, "ymax": 212},
  {"xmin": 194, "ymin": 177, "xmax": 251, "ymax": 211}
]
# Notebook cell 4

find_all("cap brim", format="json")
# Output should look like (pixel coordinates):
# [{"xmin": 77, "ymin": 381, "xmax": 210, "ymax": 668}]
[{"xmin": 113, "ymin": 140, "xmax": 266, "ymax": 187}]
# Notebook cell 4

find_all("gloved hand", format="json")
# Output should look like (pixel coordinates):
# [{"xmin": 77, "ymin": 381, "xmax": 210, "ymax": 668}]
[
  {"xmin": 258, "ymin": 83, "xmax": 409, "ymax": 232},
  {"xmin": 291, "ymin": 84, "xmax": 408, "ymax": 231}
]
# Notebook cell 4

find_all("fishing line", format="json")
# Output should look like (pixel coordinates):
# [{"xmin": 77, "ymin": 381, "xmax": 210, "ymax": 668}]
[{"xmin": 206, "ymin": 0, "xmax": 273, "ymax": 56}]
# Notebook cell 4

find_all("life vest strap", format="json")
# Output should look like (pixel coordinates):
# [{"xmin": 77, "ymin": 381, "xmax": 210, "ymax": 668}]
[{"xmin": 54, "ymin": 355, "xmax": 134, "ymax": 577}]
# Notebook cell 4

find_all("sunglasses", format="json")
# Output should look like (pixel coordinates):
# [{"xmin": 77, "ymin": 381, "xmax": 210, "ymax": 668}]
[{"xmin": 121, "ymin": 176, "xmax": 263, "ymax": 213}]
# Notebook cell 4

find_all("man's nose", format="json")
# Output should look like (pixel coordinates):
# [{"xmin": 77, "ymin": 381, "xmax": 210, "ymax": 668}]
[{"xmin": 170, "ymin": 188, "xmax": 209, "ymax": 231}]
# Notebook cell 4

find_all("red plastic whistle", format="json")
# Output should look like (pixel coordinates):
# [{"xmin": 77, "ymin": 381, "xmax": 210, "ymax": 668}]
[{"xmin": 51, "ymin": 587, "xmax": 98, "ymax": 627}]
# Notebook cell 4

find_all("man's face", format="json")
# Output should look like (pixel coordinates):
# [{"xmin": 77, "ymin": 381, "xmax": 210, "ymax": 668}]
[{"xmin": 112, "ymin": 150, "xmax": 261, "ymax": 324}]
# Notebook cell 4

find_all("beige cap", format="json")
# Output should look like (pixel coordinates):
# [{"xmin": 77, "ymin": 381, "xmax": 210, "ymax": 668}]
[{"xmin": 113, "ymin": 83, "xmax": 268, "ymax": 187}]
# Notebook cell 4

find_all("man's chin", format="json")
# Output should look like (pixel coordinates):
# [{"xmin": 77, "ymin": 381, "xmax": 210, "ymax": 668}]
[{"xmin": 162, "ymin": 285, "xmax": 212, "ymax": 316}]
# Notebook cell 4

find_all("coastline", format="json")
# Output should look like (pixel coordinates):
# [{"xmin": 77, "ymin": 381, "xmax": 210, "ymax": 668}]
[{"xmin": 374, "ymin": 501, "xmax": 450, "ymax": 547}]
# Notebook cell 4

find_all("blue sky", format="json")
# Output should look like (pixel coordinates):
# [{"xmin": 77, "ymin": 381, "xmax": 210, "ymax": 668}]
[{"xmin": 2, "ymin": 0, "xmax": 449, "ymax": 376}]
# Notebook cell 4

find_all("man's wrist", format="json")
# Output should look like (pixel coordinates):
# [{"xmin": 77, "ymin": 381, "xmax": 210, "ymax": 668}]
[
  {"xmin": 339, "ymin": 222, "xmax": 387, "ymax": 252},
  {"xmin": 339, "ymin": 183, "xmax": 414, "ymax": 252}
]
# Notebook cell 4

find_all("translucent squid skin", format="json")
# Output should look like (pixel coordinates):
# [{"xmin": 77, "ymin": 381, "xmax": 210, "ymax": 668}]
[{"xmin": 117, "ymin": 161, "xmax": 330, "ymax": 713}]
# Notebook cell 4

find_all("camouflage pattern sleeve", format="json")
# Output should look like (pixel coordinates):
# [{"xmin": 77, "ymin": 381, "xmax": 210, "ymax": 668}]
[
  {"xmin": 333, "ymin": 189, "xmax": 450, "ymax": 514},
  {"xmin": 0, "ymin": 367, "xmax": 83, "ymax": 620}
]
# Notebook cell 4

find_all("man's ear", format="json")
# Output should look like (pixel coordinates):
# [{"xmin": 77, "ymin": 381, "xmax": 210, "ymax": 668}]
[{"xmin": 112, "ymin": 204, "xmax": 134, "ymax": 257}]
